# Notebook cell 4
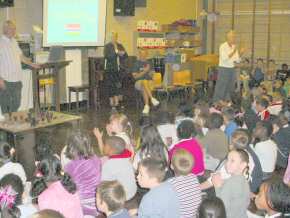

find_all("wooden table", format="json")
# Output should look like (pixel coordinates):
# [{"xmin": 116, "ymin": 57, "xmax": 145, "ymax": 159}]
[{"xmin": 0, "ymin": 111, "xmax": 82, "ymax": 179}]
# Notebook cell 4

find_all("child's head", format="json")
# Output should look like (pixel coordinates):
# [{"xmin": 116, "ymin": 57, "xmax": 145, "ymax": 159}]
[
  {"xmin": 177, "ymin": 120, "xmax": 196, "ymax": 140},
  {"xmin": 0, "ymin": 174, "xmax": 24, "ymax": 206},
  {"xmin": 107, "ymin": 113, "xmax": 132, "ymax": 136},
  {"xmin": 0, "ymin": 142, "xmax": 13, "ymax": 166},
  {"xmin": 198, "ymin": 197, "xmax": 226, "ymax": 218},
  {"xmin": 140, "ymin": 124, "xmax": 167, "ymax": 161},
  {"xmin": 274, "ymin": 80, "xmax": 283, "ymax": 89},
  {"xmin": 96, "ymin": 180, "xmax": 126, "ymax": 215},
  {"xmin": 65, "ymin": 129, "xmax": 93, "ymax": 160},
  {"xmin": 171, "ymin": 149, "xmax": 194, "ymax": 176},
  {"xmin": 225, "ymin": 149, "xmax": 249, "ymax": 177},
  {"xmin": 253, "ymin": 120, "xmax": 273, "ymax": 141},
  {"xmin": 255, "ymin": 97, "xmax": 269, "ymax": 112},
  {"xmin": 194, "ymin": 101, "xmax": 210, "ymax": 117},
  {"xmin": 137, "ymin": 158, "xmax": 167, "ymax": 189},
  {"xmin": 282, "ymin": 63, "xmax": 288, "ymax": 71},
  {"xmin": 229, "ymin": 129, "xmax": 250, "ymax": 150},
  {"xmin": 104, "ymin": 136, "xmax": 125, "ymax": 156},
  {"xmin": 0, "ymin": 175, "xmax": 22, "ymax": 218},
  {"xmin": 207, "ymin": 113, "xmax": 224, "ymax": 130},
  {"xmin": 221, "ymin": 106, "xmax": 235, "ymax": 124},
  {"xmin": 255, "ymin": 178, "xmax": 290, "ymax": 215},
  {"xmin": 29, "ymin": 209, "xmax": 65, "ymax": 218},
  {"xmin": 35, "ymin": 133, "xmax": 53, "ymax": 162}
]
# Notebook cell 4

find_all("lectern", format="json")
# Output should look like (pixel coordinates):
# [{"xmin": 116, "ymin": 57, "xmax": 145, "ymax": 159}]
[{"xmin": 32, "ymin": 60, "xmax": 71, "ymax": 112}]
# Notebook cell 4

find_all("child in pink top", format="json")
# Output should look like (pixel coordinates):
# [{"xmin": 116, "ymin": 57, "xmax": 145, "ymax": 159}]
[
  {"xmin": 169, "ymin": 120, "xmax": 205, "ymax": 175},
  {"xmin": 31, "ymin": 155, "xmax": 83, "ymax": 218}
]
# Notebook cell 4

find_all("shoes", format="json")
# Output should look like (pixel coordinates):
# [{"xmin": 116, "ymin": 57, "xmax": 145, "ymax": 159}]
[
  {"xmin": 151, "ymin": 97, "xmax": 160, "ymax": 106},
  {"xmin": 142, "ymin": 105, "xmax": 150, "ymax": 114}
]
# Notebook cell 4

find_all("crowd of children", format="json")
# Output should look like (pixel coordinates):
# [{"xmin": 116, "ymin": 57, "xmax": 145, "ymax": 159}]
[{"xmin": 1, "ymin": 60, "xmax": 290, "ymax": 218}]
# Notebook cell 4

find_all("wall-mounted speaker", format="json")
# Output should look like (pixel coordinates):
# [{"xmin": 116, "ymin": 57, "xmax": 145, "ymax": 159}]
[
  {"xmin": 114, "ymin": 0, "xmax": 135, "ymax": 16},
  {"xmin": 0, "ymin": 0, "xmax": 14, "ymax": 7},
  {"xmin": 135, "ymin": 0, "xmax": 146, "ymax": 7}
]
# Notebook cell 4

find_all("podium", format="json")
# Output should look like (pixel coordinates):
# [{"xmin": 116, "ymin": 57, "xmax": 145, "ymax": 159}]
[{"xmin": 32, "ymin": 60, "xmax": 71, "ymax": 112}]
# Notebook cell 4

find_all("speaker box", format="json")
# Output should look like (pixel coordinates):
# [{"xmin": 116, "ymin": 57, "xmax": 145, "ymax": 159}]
[
  {"xmin": 0, "ymin": 0, "xmax": 14, "ymax": 7},
  {"xmin": 114, "ymin": 0, "xmax": 135, "ymax": 16},
  {"xmin": 135, "ymin": 0, "xmax": 146, "ymax": 7}
]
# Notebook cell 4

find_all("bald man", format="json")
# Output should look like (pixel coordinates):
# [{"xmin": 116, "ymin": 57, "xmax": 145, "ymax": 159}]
[
  {"xmin": 213, "ymin": 30, "xmax": 245, "ymax": 102},
  {"xmin": 0, "ymin": 20, "xmax": 40, "ymax": 113}
]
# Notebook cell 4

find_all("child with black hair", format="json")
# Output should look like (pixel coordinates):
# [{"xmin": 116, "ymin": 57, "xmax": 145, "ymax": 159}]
[
  {"xmin": 200, "ymin": 113, "xmax": 228, "ymax": 162},
  {"xmin": 137, "ymin": 158, "xmax": 180, "ymax": 218},
  {"xmin": 101, "ymin": 136, "xmax": 137, "ymax": 201},
  {"xmin": 133, "ymin": 124, "xmax": 168, "ymax": 171},
  {"xmin": 169, "ymin": 119, "xmax": 205, "ymax": 175},
  {"xmin": 30, "ymin": 155, "xmax": 83, "ymax": 218},
  {"xmin": 276, "ymin": 63, "xmax": 290, "ymax": 82},
  {"xmin": 63, "ymin": 130, "xmax": 102, "ymax": 217},
  {"xmin": 198, "ymin": 196, "xmax": 226, "ymax": 218},
  {"xmin": 255, "ymin": 97, "xmax": 270, "ymax": 121},
  {"xmin": 255, "ymin": 178, "xmax": 290, "ymax": 217},
  {"xmin": 96, "ymin": 180, "xmax": 130, "ymax": 218},
  {"xmin": 251, "ymin": 121, "xmax": 277, "ymax": 180},
  {"xmin": 0, "ymin": 174, "xmax": 37, "ymax": 217},
  {"xmin": 213, "ymin": 149, "xmax": 250, "ymax": 218},
  {"xmin": 0, "ymin": 142, "xmax": 26, "ymax": 185},
  {"xmin": 272, "ymin": 113, "xmax": 290, "ymax": 169},
  {"xmin": 222, "ymin": 106, "xmax": 239, "ymax": 140},
  {"xmin": 168, "ymin": 149, "xmax": 202, "ymax": 217}
]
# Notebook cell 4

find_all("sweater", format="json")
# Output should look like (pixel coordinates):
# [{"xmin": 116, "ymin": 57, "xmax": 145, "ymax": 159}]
[
  {"xmin": 38, "ymin": 181, "xmax": 83, "ymax": 218},
  {"xmin": 65, "ymin": 156, "xmax": 102, "ymax": 216},
  {"xmin": 200, "ymin": 129, "xmax": 228, "ymax": 161},
  {"xmin": 215, "ymin": 175, "xmax": 250, "ymax": 218},
  {"xmin": 138, "ymin": 181, "xmax": 180, "ymax": 218}
]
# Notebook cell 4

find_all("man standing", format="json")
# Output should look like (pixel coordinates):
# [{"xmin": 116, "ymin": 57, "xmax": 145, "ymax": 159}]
[
  {"xmin": 0, "ymin": 20, "xmax": 39, "ymax": 113},
  {"xmin": 213, "ymin": 30, "xmax": 245, "ymax": 103}
]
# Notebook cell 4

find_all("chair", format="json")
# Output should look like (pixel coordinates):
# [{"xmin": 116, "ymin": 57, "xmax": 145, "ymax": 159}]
[
  {"xmin": 172, "ymin": 70, "xmax": 194, "ymax": 99},
  {"xmin": 68, "ymin": 85, "xmax": 90, "ymax": 112}
]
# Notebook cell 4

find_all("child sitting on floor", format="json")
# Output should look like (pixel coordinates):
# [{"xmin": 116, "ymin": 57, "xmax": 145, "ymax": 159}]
[
  {"xmin": 213, "ymin": 149, "xmax": 250, "ymax": 218},
  {"xmin": 101, "ymin": 136, "xmax": 137, "ymax": 201},
  {"xmin": 0, "ymin": 142, "xmax": 26, "ymax": 185},
  {"xmin": 222, "ymin": 106, "xmax": 239, "ymax": 140},
  {"xmin": 94, "ymin": 113, "xmax": 134, "ymax": 158},
  {"xmin": 168, "ymin": 149, "xmax": 202, "ymax": 217},
  {"xmin": 96, "ymin": 180, "xmax": 130, "ymax": 218},
  {"xmin": 255, "ymin": 97, "xmax": 270, "ymax": 121},
  {"xmin": 137, "ymin": 158, "xmax": 180, "ymax": 218},
  {"xmin": 251, "ymin": 121, "xmax": 277, "ymax": 180},
  {"xmin": 64, "ymin": 130, "xmax": 102, "ymax": 217},
  {"xmin": 255, "ymin": 178, "xmax": 290, "ymax": 217}
]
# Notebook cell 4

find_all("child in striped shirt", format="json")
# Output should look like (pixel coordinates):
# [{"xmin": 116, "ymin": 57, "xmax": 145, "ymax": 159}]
[{"xmin": 168, "ymin": 148, "xmax": 202, "ymax": 218}]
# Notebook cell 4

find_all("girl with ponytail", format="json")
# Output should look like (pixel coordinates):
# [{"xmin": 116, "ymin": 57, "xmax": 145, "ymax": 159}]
[{"xmin": 30, "ymin": 155, "xmax": 83, "ymax": 218}]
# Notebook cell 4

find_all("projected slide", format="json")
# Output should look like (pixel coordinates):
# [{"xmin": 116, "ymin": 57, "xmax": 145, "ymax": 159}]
[{"xmin": 43, "ymin": 0, "xmax": 106, "ymax": 47}]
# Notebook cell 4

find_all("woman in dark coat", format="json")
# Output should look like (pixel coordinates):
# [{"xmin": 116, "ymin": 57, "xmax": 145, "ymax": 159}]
[{"xmin": 104, "ymin": 32, "xmax": 128, "ymax": 109}]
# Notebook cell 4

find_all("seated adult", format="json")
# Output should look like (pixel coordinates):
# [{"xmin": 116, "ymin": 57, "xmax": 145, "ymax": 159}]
[{"xmin": 132, "ymin": 49, "xmax": 159, "ymax": 114}]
